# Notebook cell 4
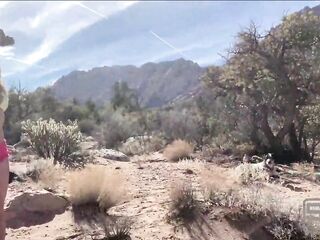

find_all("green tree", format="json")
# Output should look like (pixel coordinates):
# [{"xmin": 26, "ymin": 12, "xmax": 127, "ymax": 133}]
[
  {"xmin": 302, "ymin": 103, "xmax": 320, "ymax": 161},
  {"xmin": 203, "ymin": 12, "xmax": 320, "ymax": 163},
  {"xmin": 111, "ymin": 81, "xmax": 140, "ymax": 112}
]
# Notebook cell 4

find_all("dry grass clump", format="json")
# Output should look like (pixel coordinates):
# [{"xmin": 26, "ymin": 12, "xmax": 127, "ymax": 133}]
[
  {"xmin": 163, "ymin": 139, "xmax": 194, "ymax": 162},
  {"xmin": 167, "ymin": 183, "xmax": 199, "ymax": 223},
  {"xmin": 26, "ymin": 159, "xmax": 64, "ymax": 190},
  {"xmin": 68, "ymin": 165, "xmax": 126, "ymax": 211},
  {"xmin": 291, "ymin": 162, "xmax": 316, "ymax": 180}
]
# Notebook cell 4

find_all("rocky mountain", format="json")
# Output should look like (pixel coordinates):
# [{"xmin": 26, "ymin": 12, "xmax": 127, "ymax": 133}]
[{"xmin": 51, "ymin": 58, "xmax": 205, "ymax": 107}]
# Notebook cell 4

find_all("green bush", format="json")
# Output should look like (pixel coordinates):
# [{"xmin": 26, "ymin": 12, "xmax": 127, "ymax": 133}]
[
  {"xmin": 158, "ymin": 109, "xmax": 204, "ymax": 145},
  {"xmin": 101, "ymin": 110, "xmax": 143, "ymax": 149},
  {"xmin": 21, "ymin": 118, "xmax": 82, "ymax": 163}
]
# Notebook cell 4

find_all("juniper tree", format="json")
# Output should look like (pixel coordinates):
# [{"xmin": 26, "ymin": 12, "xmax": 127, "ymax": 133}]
[{"xmin": 203, "ymin": 12, "xmax": 320, "ymax": 162}]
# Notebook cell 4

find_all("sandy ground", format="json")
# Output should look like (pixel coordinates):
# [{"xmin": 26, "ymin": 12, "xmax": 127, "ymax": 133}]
[{"xmin": 5, "ymin": 153, "xmax": 320, "ymax": 240}]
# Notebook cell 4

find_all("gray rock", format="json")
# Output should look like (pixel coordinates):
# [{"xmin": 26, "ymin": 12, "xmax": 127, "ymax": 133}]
[
  {"xmin": 6, "ymin": 190, "xmax": 69, "ymax": 228},
  {"xmin": 94, "ymin": 149, "xmax": 129, "ymax": 162},
  {"xmin": 6, "ymin": 191, "xmax": 69, "ymax": 213}
]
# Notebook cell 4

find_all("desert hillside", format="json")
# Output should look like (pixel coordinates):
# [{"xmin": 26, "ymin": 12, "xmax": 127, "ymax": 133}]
[{"xmin": 51, "ymin": 59, "xmax": 205, "ymax": 107}]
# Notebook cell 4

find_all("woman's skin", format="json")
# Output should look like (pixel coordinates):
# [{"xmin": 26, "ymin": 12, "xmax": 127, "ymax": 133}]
[{"xmin": 0, "ymin": 110, "xmax": 8, "ymax": 240}]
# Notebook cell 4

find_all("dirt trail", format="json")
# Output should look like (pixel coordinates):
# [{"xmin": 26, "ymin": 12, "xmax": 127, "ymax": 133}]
[{"xmin": 109, "ymin": 153, "xmax": 246, "ymax": 240}]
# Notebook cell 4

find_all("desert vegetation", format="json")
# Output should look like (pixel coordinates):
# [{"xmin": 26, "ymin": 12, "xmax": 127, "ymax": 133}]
[
  {"xmin": 163, "ymin": 140, "xmax": 194, "ymax": 162},
  {"xmin": 167, "ymin": 183, "xmax": 200, "ymax": 224},
  {"xmin": 3, "ymin": 9, "xmax": 320, "ymax": 240},
  {"xmin": 68, "ymin": 165, "xmax": 126, "ymax": 211}
]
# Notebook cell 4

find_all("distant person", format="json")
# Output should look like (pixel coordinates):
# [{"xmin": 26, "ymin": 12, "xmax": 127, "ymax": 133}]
[{"xmin": 0, "ymin": 70, "xmax": 9, "ymax": 240}]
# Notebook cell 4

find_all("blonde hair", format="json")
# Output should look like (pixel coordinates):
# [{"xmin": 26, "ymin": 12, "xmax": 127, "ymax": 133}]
[{"xmin": 0, "ymin": 69, "xmax": 9, "ymax": 111}]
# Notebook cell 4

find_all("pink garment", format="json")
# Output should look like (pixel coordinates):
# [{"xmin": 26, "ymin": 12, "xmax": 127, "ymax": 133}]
[{"xmin": 0, "ymin": 139, "xmax": 9, "ymax": 161}]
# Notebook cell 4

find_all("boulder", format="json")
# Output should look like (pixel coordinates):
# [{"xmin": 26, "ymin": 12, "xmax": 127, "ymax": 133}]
[
  {"xmin": 6, "ymin": 190, "xmax": 69, "ymax": 228},
  {"xmin": 6, "ymin": 190, "xmax": 69, "ymax": 213},
  {"xmin": 94, "ymin": 149, "xmax": 129, "ymax": 162}
]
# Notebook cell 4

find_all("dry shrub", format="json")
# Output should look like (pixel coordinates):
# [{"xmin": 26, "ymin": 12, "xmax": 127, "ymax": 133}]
[
  {"xmin": 292, "ymin": 162, "xmax": 314, "ymax": 176},
  {"xmin": 232, "ymin": 163, "xmax": 270, "ymax": 185},
  {"xmin": 234, "ymin": 143, "xmax": 256, "ymax": 156},
  {"xmin": 26, "ymin": 159, "xmax": 64, "ymax": 191},
  {"xmin": 68, "ymin": 165, "xmax": 126, "ymax": 211},
  {"xmin": 201, "ymin": 167, "xmax": 240, "ymax": 208},
  {"xmin": 168, "ymin": 183, "xmax": 199, "ymax": 223},
  {"xmin": 38, "ymin": 165, "xmax": 64, "ymax": 190},
  {"xmin": 163, "ymin": 139, "xmax": 194, "ymax": 162},
  {"xmin": 267, "ymin": 214, "xmax": 309, "ymax": 240},
  {"xmin": 201, "ymin": 167, "xmax": 314, "ymax": 239}
]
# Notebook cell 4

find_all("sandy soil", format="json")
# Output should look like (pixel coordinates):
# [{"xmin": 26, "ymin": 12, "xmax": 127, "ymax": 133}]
[{"xmin": 5, "ymin": 152, "xmax": 320, "ymax": 240}]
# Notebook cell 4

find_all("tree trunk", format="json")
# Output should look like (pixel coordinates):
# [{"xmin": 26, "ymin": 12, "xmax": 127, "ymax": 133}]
[
  {"xmin": 288, "ymin": 122, "xmax": 304, "ymax": 162},
  {"xmin": 259, "ymin": 104, "xmax": 303, "ymax": 164}
]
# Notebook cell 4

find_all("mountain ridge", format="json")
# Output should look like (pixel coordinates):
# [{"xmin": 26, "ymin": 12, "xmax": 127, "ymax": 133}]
[{"xmin": 51, "ymin": 58, "xmax": 205, "ymax": 107}]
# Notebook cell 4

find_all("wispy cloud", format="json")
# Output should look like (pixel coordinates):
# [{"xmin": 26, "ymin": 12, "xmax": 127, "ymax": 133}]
[
  {"xmin": 74, "ymin": 2, "xmax": 189, "ymax": 60},
  {"xmin": 76, "ymin": 2, "xmax": 109, "ymax": 20},
  {"xmin": 149, "ymin": 30, "xmax": 189, "ymax": 59},
  {"xmin": 76, "ymin": 1, "xmax": 137, "ymax": 19},
  {"xmin": 23, "ymin": 1, "xmax": 137, "ymax": 65},
  {"xmin": 0, "ymin": 1, "xmax": 136, "ymax": 82}
]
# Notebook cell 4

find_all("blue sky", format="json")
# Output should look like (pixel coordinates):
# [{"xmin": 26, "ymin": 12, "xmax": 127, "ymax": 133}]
[{"xmin": 0, "ymin": 1, "xmax": 319, "ymax": 90}]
